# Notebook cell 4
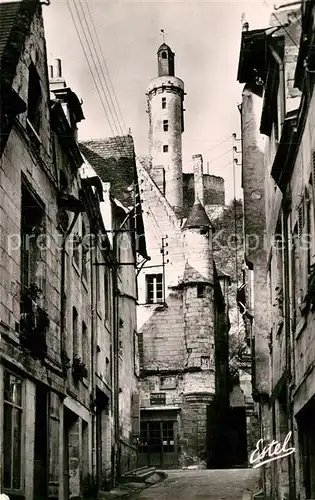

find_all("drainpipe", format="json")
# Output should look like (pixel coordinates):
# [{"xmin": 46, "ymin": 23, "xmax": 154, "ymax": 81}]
[
  {"xmin": 90, "ymin": 232, "xmax": 97, "ymax": 486},
  {"xmin": 112, "ymin": 233, "xmax": 120, "ymax": 486},
  {"xmin": 60, "ymin": 210, "xmax": 81, "ymax": 356},
  {"xmin": 269, "ymin": 45, "xmax": 285, "ymax": 131}
]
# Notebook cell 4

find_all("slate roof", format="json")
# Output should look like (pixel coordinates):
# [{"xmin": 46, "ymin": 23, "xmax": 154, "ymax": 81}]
[
  {"xmin": 157, "ymin": 43, "xmax": 173, "ymax": 53},
  {"xmin": 0, "ymin": 0, "xmax": 38, "ymax": 85},
  {"xmin": 0, "ymin": 1, "xmax": 20, "ymax": 64},
  {"xmin": 181, "ymin": 262, "xmax": 211, "ymax": 284},
  {"xmin": 182, "ymin": 201, "xmax": 213, "ymax": 230},
  {"xmin": 79, "ymin": 136, "xmax": 148, "ymax": 258},
  {"xmin": 80, "ymin": 136, "xmax": 135, "ymax": 207}
]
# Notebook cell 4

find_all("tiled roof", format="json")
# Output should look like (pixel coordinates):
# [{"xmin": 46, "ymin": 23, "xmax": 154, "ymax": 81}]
[
  {"xmin": 79, "ymin": 136, "xmax": 135, "ymax": 207},
  {"xmin": 0, "ymin": 1, "xmax": 20, "ymax": 64},
  {"xmin": 1, "ymin": 1, "xmax": 38, "ymax": 86},
  {"xmin": 80, "ymin": 136, "xmax": 149, "ymax": 259}
]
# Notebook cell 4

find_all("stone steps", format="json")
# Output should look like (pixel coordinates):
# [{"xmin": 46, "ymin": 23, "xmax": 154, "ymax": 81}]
[{"xmin": 120, "ymin": 465, "xmax": 156, "ymax": 483}]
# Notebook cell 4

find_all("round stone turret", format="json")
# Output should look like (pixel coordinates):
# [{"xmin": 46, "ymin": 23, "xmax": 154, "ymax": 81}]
[
  {"xmin": 147, "ymin": 43, "xmax": 185, "ymax": 214},
  {"xmin": 182, "ymin": 201, "xmax": 213, "ymax": 283}
]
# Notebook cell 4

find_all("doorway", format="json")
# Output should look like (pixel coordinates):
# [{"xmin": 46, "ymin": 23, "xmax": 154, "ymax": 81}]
[
  {"xmin": 95, "ymin": 389, "xmax": 110, "ymax": 490},
  {"xmin": 227, "ymin": 407, "xmax": 248, "ymax": 467},
  {"xmin": 34, "ymin": 385, "xmax": 48, "ymax": 499},
  {"xmin": 139, "ymin": 420, "xmax": 177, "ymax": 468},
  {"xmin": 63, "ymin": 408, "xmax": 79, "ymax": 500},
  {"xmin": 297, "ymin": 396, "xmax": 315, "ymax": 499}
]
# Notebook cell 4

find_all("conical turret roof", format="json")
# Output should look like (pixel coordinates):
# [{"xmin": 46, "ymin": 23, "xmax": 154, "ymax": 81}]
[
  {"xmin": 157, "ymin": 43, "xmax": 173, "ymax": 54},
  {"xmin": 182, "ymin": 201, "xmax": 213, "ymax": 230}
]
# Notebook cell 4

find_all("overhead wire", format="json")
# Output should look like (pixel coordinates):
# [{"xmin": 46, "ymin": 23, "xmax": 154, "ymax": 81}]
[
  {"xmin": 81, "ymin": 0, "xmax": 128, "ymax": 135},
  {"xmin": 67, "ymin": 0, "xmax": 129, "ymax": 157},
  {"xmin": 73, "ymin": 0, "xmax": 127, "ymax": 151},
  {"xmin": 185, "ymin": 136, "xmax": 232, "ymax": 164},
  {"xmin": 271, "ymin": 11, "xmax": 299, "ymax": 48}
]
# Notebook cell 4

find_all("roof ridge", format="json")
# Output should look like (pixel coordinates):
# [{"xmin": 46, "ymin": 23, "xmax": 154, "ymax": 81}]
[{"xmin": 79, "ymin": 135, "xmax": 133, "ymax": 143}]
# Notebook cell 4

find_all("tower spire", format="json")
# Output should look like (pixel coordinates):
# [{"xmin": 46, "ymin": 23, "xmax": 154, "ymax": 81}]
[{"xmin": 160, "ymin": 29, "xmax": 167, "ymax": 43}]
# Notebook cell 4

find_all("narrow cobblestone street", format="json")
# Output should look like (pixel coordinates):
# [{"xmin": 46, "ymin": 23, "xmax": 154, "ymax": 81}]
[{"xmin": 134, "ymin": 469, "xmax": 260, "ymax": 500}]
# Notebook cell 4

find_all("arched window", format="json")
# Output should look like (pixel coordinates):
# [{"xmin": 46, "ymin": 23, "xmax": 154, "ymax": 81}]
[{"xmin": 161, "ymin": 51, "xmax": 167, "ymax": 59}]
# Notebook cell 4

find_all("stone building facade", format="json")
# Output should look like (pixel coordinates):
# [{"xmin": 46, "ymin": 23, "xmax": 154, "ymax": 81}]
[
  {"xmin": 237, "ymin": 6, "xmax": 315, "ymax": 499},
  {"xmin": 136, "ymin": 44, "xmax": 232, "ymax": 469},
  {"xmin": 0, "ymin": 1, "xmax": 146, "ymax": 498},
  {"xmin": 79, "ymin": 135, "xmax": 148, "ymax": 479}
]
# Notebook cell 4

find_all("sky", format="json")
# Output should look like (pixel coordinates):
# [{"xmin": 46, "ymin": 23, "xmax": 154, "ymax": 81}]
[{"xmin": 42, "ymin": 0, "xmax": 273, "ymax": 202}]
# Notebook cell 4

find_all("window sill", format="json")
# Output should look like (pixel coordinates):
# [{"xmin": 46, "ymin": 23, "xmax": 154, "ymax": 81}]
[
  {"xmin": 104, "ymin": 318, "xmax": 111, "ymax": 331},
  {"xmin": 275, "ymin": 317, "xmax": 284, "ymax": 337},
  {"xmin": 26, "ymin": 118, "xmax": 42, "ymax": 145},
  {"xmin": 81, "ymin": 274, "xmax": 88, "ymax": 292},
  {"xmin": 81, "ymin": 378, "xmax": 89, "ymax": 389},
  {"xmin": 72, "ymin": 258, "xmax": 80, "ymax": 277},
  {"xmin": 141, "ymin": 302, "xmax": 164, "ymax": 307},
  {"xmin": 2, "ymin": 488, "xmax": 24, "ymax": 497},
  {"xmin": 295, "ymin": 316, "xmax": 307, "ymax": 341},
  {"xmin": 0, "ymin": 320, "xmax": 20, "ymax": 345}
]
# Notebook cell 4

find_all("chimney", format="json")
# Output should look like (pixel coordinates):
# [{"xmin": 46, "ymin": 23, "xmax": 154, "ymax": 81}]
[
  {"xmin": 49, "ymin": 58, "xmax": 66, "ymax": 91},
  {"xmin": 193, "ymin": 154, "xmax": 204, "ymax": 205},
  {"xmin": 54, "ymin": 58, "xmax": 62, "ymax": 78},
  {"xmin": 242, "ymin": 21, "xmax": 249, "ymax": 32}
]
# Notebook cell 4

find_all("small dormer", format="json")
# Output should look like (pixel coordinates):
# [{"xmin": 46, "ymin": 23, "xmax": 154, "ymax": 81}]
[{"xmin": 157, "ymin": 43, "xmax": 175, "ymax": 77}]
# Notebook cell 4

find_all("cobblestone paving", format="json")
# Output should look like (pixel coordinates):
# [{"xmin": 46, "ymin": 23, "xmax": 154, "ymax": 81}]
[{"xmin": 135, "ymin": 469, "xmax": 260, "ymax": 500}]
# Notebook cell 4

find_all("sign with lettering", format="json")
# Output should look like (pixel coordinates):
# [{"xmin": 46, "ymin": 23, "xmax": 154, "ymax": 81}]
[
  {"xmin": 150, "ymin": 392, "xmax": 166, "ymax": 406},
  {"xmin": 249, "ymin": 431, "xmax": 296, "ymax": 468}
]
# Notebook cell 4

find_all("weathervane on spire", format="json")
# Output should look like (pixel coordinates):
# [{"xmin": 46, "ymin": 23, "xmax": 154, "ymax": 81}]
[{"xmin": 160, "ymin": 29, "xmax": 167, "ymax": 43}]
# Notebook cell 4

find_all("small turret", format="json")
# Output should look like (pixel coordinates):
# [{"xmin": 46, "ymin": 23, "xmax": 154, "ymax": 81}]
[
  {"xmin": 182, "ymin": 154, "xmax": 213, "ymax": 283},
  {"xmin": 157, "ymin": 43, "xmax": 175, "ymax": 77},
  {"xmin": 182, "ymin": 201, "xmax": 213, "ymax": 283}
]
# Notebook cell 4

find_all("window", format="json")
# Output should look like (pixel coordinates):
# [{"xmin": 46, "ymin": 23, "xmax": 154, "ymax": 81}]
[
  {"xmin": 96, "ymin": 261, "xmax": 101, "ymax": 312},
  {"xmin": 197, "ymin": 284, "xmax": 205, "ymax": 298},
  {"xmin": 163, "ymin": 120, "xmax": 168, "ymax": 132},
  {"xmin": 163, "ymin": 145, "xmax": 168, "ymax": 153},
  {"xmin": 82, "ymin": 322, "xmax": 88, "ymax": 371},
  {"xmin": 3, "ymin": 371, "xmax": 23, "ymax": 491},
  {"xmin": 72, "ymin": 232, "xmax": 80, "ymax": 268},
  {"xmin": 161, "ymin": 51, "xmax": 167, "ymax": 59},
  {"xmin": 81, "ymin": 221, "xmax": 88, "ymax": 279},
  {"xmin": 104, "ymin": 267, "xmax": 111, "ymax": 323},
  {"xmin": 201, "ymin": 356, "xmax": 210, "ymax": 370},
  {"xmin": 146, "ymin": 274, "xmax": 163, "ymax": 304},
  {"xmin": 162, "ymin": 97, "xmax": 166, "ymax": 109},
  {"xmin": 27, "ymin": 63, "xmax": 41, "ymax": 135},
  {"xmin": 21, "ymin": 183, "xmax": 44, "ymax": 295},
  {"xmin": 72, "ymin": 307, "xmax": 78, "ymax": 356},
  {"xmin": 140, "ymin": 421, "xmax": 175, "ymax": 454}
]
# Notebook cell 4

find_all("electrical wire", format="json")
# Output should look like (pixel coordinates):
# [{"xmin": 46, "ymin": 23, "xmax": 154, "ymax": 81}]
[
  {"xmin": 67, "ymin": 0, "xmax": 129, "ymax": 158},
  {"xmin": 185, "ymin": 135, "xmax": 232, "ymax": 164},
  {"xmin": 271, "ymin": 11, "xmax": 299, "ymax": 49},
  {"xmin": 81, "ymin": 0, "xmax": 128, "ymax": 135},
  {"xmin": 209, "ymin": 148, "xmax": 233, "ymax": 164},
  {"xmin": 72, "ymin": 0, "xmax": 127, "ymax": 152}
]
